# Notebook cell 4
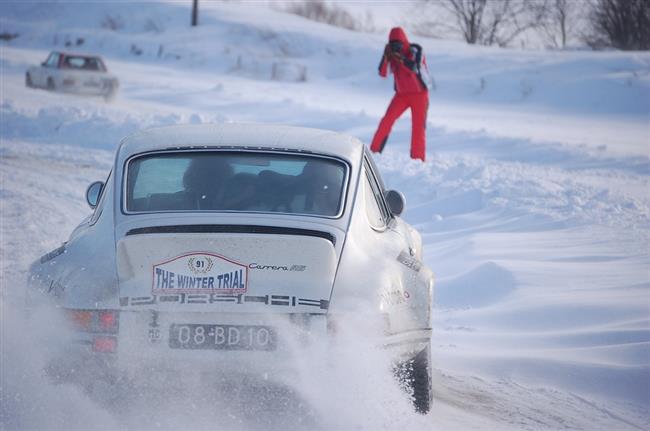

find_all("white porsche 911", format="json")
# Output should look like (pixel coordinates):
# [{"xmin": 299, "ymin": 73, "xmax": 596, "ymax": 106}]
[
  {"xmin": 28, "ymin": 123, "xmax": 434, "ymax": 413},
  {"xmin": 25, "ymin": 51, "xmax": 119, "ymax": 100}
]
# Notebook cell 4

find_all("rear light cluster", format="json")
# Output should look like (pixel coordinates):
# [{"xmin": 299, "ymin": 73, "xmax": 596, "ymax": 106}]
[
  {"xmin": 93, "ymin": 336, "xmax": 117, "ymax": 353},
  {"xmin": 67, "ymin": 309, "xmax": 119, "ymax": 353},
  {"xmin": 62, "ymin": 78, "xmax": 76, "ymax": 86}
]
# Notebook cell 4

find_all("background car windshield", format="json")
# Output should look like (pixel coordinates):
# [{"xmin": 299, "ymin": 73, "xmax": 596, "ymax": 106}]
[{"xmin": 126, "ymin": 152, "xmax": 346, "ymax": 216}]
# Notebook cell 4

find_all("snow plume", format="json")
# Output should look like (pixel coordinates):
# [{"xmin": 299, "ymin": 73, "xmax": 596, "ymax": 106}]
[
  {"xmin": 0, "ymin": 298, "xmax": 426, "ymax": 430},
  {"xmin": 286, "ymin": 314, "xmax": 428, "ymax": 430},
  {"xmin": 0, "ymin": 294, "xmax": 118, "ymax": 430}
]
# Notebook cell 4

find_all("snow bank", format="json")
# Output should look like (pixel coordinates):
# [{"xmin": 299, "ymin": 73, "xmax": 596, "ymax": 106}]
[{"xmin": 0, "ymin": 99, "xmax": 222, "ymax": 149}]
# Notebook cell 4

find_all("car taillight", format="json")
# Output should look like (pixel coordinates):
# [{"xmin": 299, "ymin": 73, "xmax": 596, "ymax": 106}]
[
  {"xmin": 92, "ymin": 336, "xmax": 117, "ymax": 353},
  {"xmin": 67, "ymin": 309, "xmax": 119, "ymax": 334},
  {"xmin": 98, "ymin": 310, "xmax": 118, "ymax": 332},
  {"xmin": 62, "ymin": 78, "xmax": 75, "ymax": 86},
  {"xmin": 69, "ymin": 310, "xmax": 93, "ymax": 331}
]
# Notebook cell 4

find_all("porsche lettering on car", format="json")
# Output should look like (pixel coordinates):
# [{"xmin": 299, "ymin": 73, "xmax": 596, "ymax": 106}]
[{"xmin": 28, "ymin": 123, "xmax": 435, "ymax": 413}]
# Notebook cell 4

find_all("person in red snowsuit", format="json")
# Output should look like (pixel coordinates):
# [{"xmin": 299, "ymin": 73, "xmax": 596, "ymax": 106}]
[{"xmin": 371, "ymin": 27, "xmax": 430, "ymax": 161}]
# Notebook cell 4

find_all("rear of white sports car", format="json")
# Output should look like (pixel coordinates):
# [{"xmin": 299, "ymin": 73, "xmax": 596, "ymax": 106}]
[
  {"xmin": 114, "ymin": 228, "xmax": 339, "ymax": 377},
  {"xmin": 111, "ymin": 150, "xmax": 350, "ymax": 377},
  {"xmin": 29, "ymin": 125, "xmax": 433, "ymax": 413}
]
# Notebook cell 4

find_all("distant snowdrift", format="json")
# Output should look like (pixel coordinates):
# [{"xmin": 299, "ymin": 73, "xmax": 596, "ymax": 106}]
[
  {"xmin": 0, "ymin": 100, "xmax": 219, "ymax": 149},
  {"xmin": 437, "ymin": 261, "xmax": 517, "ymax": 308},
  {"xmin": 428, "ymin": 50, "xmax": 650, "ymax": 116}
]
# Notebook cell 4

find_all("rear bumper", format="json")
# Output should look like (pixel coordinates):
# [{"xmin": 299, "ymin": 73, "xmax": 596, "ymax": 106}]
[{"xmin": 58, "ymin": 79, "xmax": 117, "ymax": 96}]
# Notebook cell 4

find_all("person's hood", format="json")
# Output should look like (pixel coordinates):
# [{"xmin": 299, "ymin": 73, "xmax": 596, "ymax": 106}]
[{"xmin": 389, "ymin": 27, "xmax": 410, "ymax": 55}]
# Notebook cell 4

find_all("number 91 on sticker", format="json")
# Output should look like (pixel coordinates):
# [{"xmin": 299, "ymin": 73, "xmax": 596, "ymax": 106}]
[{"xmin": 169, "ymin": 324, "xmax": 276, "ymax": 351}]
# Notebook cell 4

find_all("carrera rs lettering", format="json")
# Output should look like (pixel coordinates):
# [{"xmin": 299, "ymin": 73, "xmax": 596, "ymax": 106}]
[{"xmin": 249, "ymin": 263, "xmax": 307, "ymax": 272}]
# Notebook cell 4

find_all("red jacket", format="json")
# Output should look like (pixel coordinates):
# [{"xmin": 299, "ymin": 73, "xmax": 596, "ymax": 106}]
[{"xmin": 379, "ymin": 27, "xmax": 428, "ymax": 95}]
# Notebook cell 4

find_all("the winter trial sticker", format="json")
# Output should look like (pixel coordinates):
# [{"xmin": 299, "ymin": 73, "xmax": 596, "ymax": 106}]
[{"xmin": 152, "ymin": 252, "xmax": 248, "ymax": 295}]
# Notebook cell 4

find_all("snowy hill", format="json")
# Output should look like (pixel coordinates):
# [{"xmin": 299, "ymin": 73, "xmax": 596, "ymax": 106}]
[{"xmin": 1, "ymin": 1, "xmax": 649, "ymax": 430}]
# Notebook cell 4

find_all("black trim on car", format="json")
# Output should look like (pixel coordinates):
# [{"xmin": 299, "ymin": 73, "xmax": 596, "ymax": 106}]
[
  {"xmin": 39, "ymin": 243, "xmax": 67, "ymax": 264},
  {"xmin": 125, "ymin": 224, "xmax": 336, "ymax": 245}
]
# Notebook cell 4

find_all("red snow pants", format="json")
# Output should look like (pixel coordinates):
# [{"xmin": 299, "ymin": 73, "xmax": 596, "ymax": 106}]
[{"xmin": 371, "ymin": 91, "xmax": 429, "ymax": 161}]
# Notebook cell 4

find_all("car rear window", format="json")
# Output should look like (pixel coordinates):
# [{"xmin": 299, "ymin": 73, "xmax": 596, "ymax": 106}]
[
  {"xmin": 62, "ymin": 56, "xmax": 106, "ymax": 71},
  {"xmin": 125, "ymin": 151, "xmax": 347, "ymax": 217}
]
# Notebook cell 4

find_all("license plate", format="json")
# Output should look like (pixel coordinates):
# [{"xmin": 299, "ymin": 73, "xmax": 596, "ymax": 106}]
[{"xmin": 169, "ymin": 324, "xmax": 276, "ymax": 351}]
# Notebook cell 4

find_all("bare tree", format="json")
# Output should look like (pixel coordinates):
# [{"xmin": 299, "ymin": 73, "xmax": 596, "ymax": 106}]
[
  {"xmin": 443, "ymin": 0, "xmax": 487, "ymax": 44},
  {"xmin": 539, "ymin": 0, "xmax": 583, "ymax": 48},
  {"xmin": 439, "ymin": 0, "xmax": 549, "ymax": 47},
  {"xmin": 549, "ymin": 0, "xmax": 570, "ymax": 48},
  {"xmin": 284, "ymin": 0, "xmax": 363, "ymax": 31},
  {"xmin": 584, "ymin": 0, "xmax": 650, "ymax": 50}
]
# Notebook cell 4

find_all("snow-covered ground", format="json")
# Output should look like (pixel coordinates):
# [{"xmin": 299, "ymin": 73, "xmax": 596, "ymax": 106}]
[{"xmin": 1, "ymin": 1, "xmax": 649, "ymax": 430}]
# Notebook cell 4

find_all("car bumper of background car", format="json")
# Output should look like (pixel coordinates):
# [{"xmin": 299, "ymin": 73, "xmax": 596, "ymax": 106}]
[
  {"xmin": 55, "ymin": 79, "xmax": 116, "ymax": 96},
  {"xmin": 57, "ymin": 86, "xmax": 105, "ymax": 96}
]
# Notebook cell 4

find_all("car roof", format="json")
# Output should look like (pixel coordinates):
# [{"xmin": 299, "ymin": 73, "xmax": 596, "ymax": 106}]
[{"xmin": 117, "ymin": 123, "xmax": 365, "ymax": 165}]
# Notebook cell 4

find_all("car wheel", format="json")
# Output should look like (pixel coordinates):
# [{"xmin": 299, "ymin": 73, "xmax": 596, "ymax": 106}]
[
  {"xmin": 47, "ymin": 77, "xmax": 55, "ymax": 91},
  {"xmin": 396, "ymin": 343, "xmax": 433, "ymax": 414},
  {"xmin": 103, "ymin": 86, "xmax": 117, "ymax": 102},
  {"xmin": 25, "ymin": 73, "xmax": 33, "ymax": 88}
]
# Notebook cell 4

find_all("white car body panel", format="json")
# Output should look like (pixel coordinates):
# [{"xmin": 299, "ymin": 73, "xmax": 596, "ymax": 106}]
[
  {"xmin": 117, "ymin": 233, "xmax": 336, "ymax": 313},
  {"xmin": 28, "ymin": 123, "xmax": 434, "ymax": 381}
]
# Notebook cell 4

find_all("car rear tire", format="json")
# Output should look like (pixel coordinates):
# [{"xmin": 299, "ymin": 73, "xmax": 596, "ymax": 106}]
[
  {"xmin": 396, "ymin": 343, "xmax": 433, "ymax": 414},
  {"xmin": 104, "ymin": 87, "xmax": 116, "ymax": 102},
  {"xmin": 25, "ymin": 73, "xmax": 33, "ymax": 88},
  {"xmin": 47, "ymin": 77, "xmax": 55, "ymax": 91}
]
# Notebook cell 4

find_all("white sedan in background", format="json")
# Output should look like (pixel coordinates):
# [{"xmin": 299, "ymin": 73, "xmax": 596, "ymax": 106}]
[
  {"xmin": 28, "ymin": 123, "xmax": 435, "ymax": 413},
  {"xmin": 26, "ymin": 51, "xmax": 119, "ymax": 100}
]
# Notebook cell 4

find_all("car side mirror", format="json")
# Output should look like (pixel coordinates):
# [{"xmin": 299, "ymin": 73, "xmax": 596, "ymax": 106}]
[
  {"xmin": 41, "ymin": 62, "xmax": 47, "ymax": 67},
  {"xmin": 86, "ymin": 181, "xmax": 104, "ymax": 209},
  {"xmin": 384, "ymin": 189, "xmax": 405, "ymax": 216}
]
